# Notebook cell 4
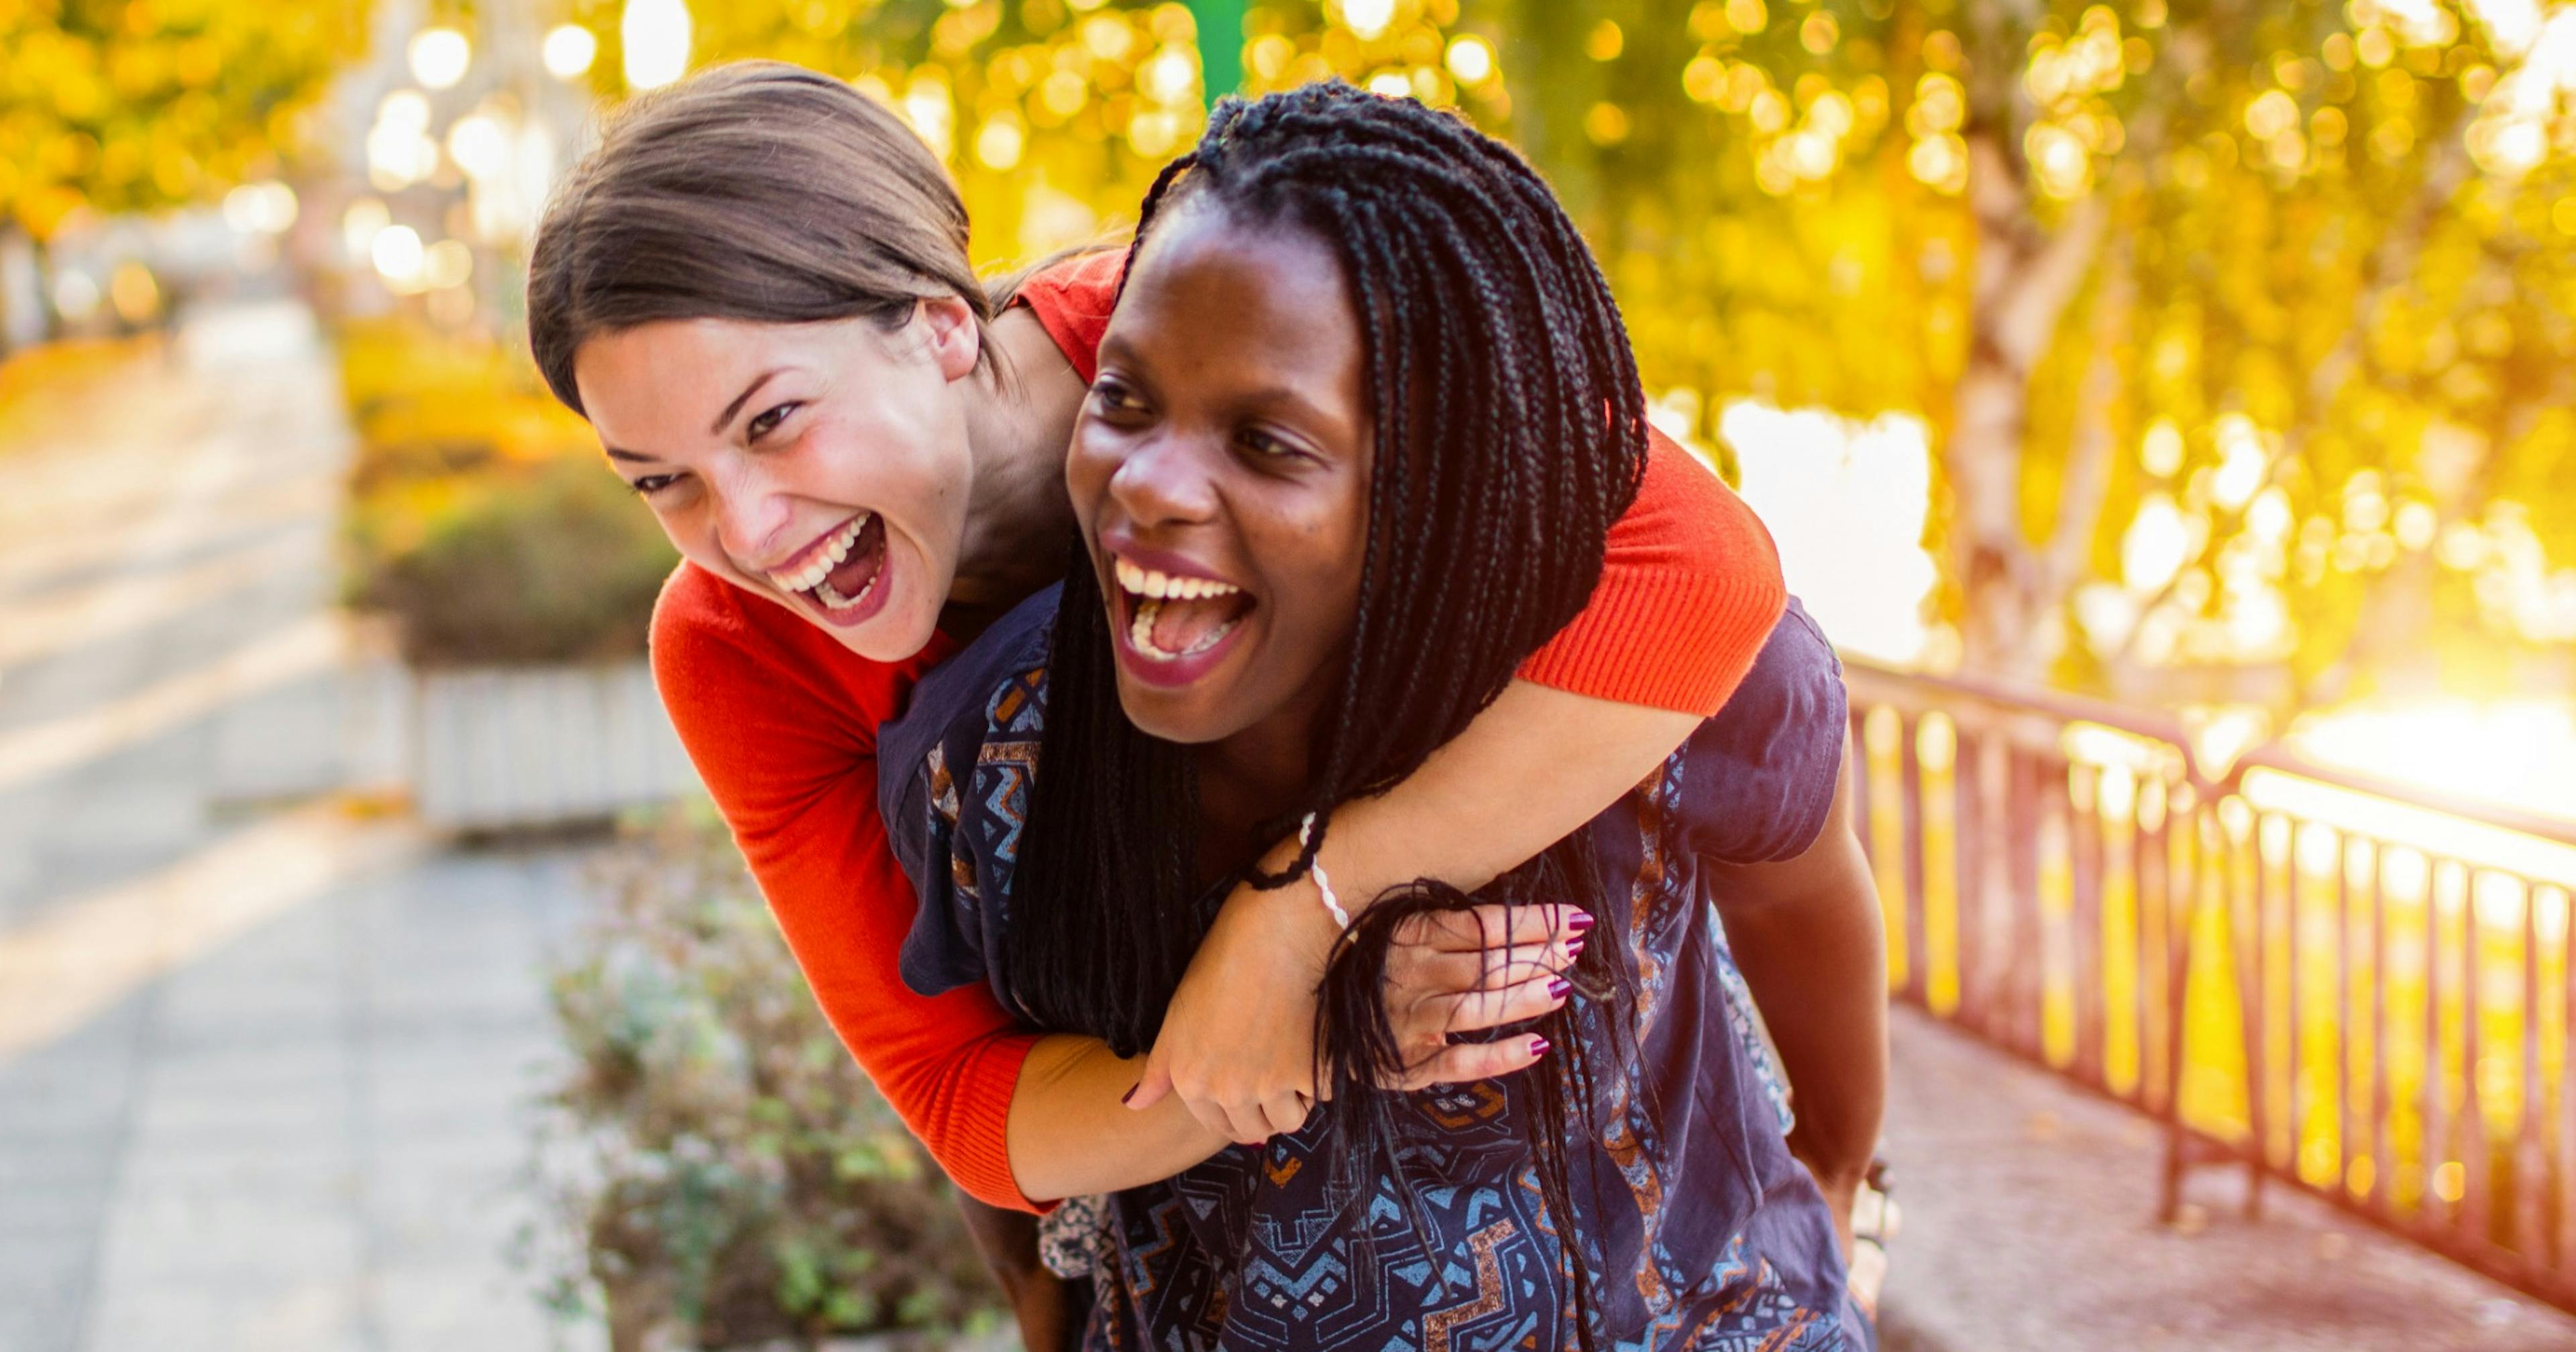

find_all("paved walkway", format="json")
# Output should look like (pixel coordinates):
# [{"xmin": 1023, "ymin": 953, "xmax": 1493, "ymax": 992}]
[
  {"xmin": 1876, "ymin": 1006, "xmax": 2576, "ymax": 1351},
  {"xmin": 0, "ymin": 307, "xmax": 594, "ymax": 1352}
]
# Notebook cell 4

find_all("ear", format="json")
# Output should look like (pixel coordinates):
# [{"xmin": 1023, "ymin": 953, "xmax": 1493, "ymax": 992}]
[{"xmin": 917, "ymin": 294, "xmax": 984, "ymax": 383}]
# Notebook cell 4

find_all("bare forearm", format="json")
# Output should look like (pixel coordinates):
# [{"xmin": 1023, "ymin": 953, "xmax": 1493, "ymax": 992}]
[
  {"xmin": 1719, "ymin": 842, "xmax": 1888, "ymax": 1187},
  {"xmin": 1294, "ymin": 680, "xmax": 1699, "ymax": 901},
  {"xmin": 1006, "ymin": 1034, "xmax": 1230, "ymax": 1200}
]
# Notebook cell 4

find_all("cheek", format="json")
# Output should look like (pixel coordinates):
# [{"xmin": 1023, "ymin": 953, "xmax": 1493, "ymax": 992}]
[
  {"xmin": 1065, "ymin": 423, "xmax": 1121, "ymax": 524},
  {"xmin": 802, "ymin": 410, "xmax": 953, "ymax": 519}
]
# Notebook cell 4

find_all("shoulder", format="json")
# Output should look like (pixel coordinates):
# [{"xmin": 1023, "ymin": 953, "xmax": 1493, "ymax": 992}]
[
  {"xmin": 1680, "ymin": 596, "xmax": 1849, "ymax": 865},
  {"xmin": 1517, "ymin": 433, "xmax": 1786, "ymax": 715},
  {"xmin": 881, "ymin": 583, "xmax": 1061, "ymax": 789},
  {"xmin": 1010, "ymin": 248, "xmax": 1126, "ymax": 384},
  {"xmin": 651, "ymin": 561, "xmax": 932, "ymax": 794},
  {"xmin": 879, "ymin": 586, "xmax": 1061, "ymax": 999},
  {"xmin": 1627, "ymin": 431, "xmax": 1783, "ymax": 577}
]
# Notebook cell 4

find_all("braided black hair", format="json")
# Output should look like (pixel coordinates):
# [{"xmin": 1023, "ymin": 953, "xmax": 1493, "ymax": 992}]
[{"xmin": 1006, "ymin": 83, "xmax": 1653, "ymax": 1348}]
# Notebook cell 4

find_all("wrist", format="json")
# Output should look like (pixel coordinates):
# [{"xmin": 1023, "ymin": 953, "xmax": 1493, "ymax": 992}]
[{"xmin": 1223, "ymin": 860, "xmax": 1347, "ymax": 967}]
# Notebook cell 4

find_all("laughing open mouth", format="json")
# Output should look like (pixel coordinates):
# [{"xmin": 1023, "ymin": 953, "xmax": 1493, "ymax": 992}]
[
  {"xmin": 765, "ymin": 512, "xmax": 888, "ymax": 614},
  {"xmin": 1114, "ymin": 555, "xmax": 1253, "ymax": 661}
]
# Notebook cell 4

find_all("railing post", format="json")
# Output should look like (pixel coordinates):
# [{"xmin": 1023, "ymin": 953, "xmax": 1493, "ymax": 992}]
[
  {"xmin": 2158, "ymin": 795, "xmax": 2201, "ymax": 1225},
  {"xmin": 1900, "ymin": 716, "xmax": 1929, "ymax": 1009}
]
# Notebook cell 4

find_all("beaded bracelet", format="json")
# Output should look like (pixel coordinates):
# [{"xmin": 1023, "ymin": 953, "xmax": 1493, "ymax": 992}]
[{"xmin": 1297, "ymin": 812, "xmax": 1352, "ymax": 929}]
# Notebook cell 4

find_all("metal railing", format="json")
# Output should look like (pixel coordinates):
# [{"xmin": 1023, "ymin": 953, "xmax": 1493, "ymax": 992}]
[{"xmin": 1841, "ymin": 659, "xmax": 2576, "ymax": 1309}]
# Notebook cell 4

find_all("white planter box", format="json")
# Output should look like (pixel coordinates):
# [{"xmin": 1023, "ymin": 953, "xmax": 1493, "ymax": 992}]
[{"xmin": 411, "ymin": 661, "xmax": 699, "ymax": 830}]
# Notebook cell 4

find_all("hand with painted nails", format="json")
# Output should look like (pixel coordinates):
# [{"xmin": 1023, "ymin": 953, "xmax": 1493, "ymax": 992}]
[
  {"xmin": 1368, "ymin": 902, "xmax": 1589, "ymax": 1091},
  {"xmin": 1124, "ymin": 895, "xmax": 1589, "ymax": 1145}
]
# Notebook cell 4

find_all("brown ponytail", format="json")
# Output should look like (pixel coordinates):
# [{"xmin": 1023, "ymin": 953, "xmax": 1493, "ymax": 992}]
[{"xmin": 527, "ymin": 60, "xmax": 994, "ymax": 416}]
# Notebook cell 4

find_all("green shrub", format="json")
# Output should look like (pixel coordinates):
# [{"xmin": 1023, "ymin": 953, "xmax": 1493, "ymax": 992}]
[
  {"xmin": 334, "ymin": 317, "xmax": 676, "ymax": 666},
  {"xmin": 345, "ymin": 455, "xmax": 676, "ymax": 665},
  {"xmin": 536, "ymin": 805, "xmax": 1005, "ymax": 1351}
]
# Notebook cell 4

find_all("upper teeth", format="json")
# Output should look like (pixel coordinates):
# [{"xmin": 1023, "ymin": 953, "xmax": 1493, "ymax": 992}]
[
  {"xmin": 1114, "ymin": 556, "xmax": 1240, "ymax": 601},
  {"xmin": 767, "ymin": 514, "xmax": 871, "ymax": 594}
]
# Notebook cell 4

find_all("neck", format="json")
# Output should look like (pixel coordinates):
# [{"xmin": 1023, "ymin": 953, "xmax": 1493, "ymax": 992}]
[
  {"xmin": 1188, "ymin": 663, "xmax": 1344, "ymax": 883},
  {"xmin": 948, "ymin": 308, "xmax": 1088, "ymax": 627}
]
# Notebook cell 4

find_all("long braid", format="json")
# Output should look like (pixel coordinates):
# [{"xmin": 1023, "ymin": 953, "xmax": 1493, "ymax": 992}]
[{"xmin": 1006, "ymin": 84, "xmax": 1650, "ymax": 1352}]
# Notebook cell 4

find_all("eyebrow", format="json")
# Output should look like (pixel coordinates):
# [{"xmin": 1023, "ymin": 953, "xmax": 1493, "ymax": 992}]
[
  {"xmin": 710, "ymin": 369, "xmax": 785, "ymax": 436},
  {"xmin": 603, "ymin": 447, "xmax": 654, "ymax": 463},
  {"xmin": 1097, "ymin": 337, "xmax": 1346, "ymax": 430}
]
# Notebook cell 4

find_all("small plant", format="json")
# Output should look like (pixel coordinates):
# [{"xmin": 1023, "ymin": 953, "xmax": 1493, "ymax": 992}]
[
  {"xmin": 334, "ymin": 317, "xmax": 676, "ymax": 666},
  {"xmin": 535, "ymin": 804, "xmax": 1004, "ymax": 1351}
]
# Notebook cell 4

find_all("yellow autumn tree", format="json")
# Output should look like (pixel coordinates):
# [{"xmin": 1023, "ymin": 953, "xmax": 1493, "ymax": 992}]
[
  {"xmin": 537, "ymin": 0, "xmax": 2576, "ymax": 707},
  {"xmin": 1, "ymin": 0, "xmax": 367, "ymax": 233}
]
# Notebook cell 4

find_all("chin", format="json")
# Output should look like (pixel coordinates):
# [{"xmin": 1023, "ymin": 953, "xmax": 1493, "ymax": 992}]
[
  {"xmin": 1110, "ymin": 669, "xmax": 1261, "ymax": 745},
  {"xmin": 832, "ymin": 598, "xmax": 941, "ymax": 663}
]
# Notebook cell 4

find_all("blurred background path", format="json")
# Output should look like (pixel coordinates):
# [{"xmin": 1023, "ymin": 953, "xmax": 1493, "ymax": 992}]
[
  {"xmin": 1877, "ymin": 1007, "xmax": 2576, "ymax": 1351},
  {"xmin": 0, "ymin": 302, "xmax": 589, "ymax": 1352}
]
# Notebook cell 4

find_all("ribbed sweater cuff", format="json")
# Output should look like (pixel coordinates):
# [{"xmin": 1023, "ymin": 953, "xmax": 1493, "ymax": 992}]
[{"xmin": 941, "ymin": 1031, "xmax": 1049, "ymax": 1213}]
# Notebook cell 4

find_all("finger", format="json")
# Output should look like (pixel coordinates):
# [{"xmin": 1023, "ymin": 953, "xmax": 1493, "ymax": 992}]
[
  {"xmin": 1179, "ymin": 1094, "xmax": 1234, "ymax": 1143},
  {"xmin": 1218, "ymin": 1101, "xmax": 1273, "ymax": 1147},
  {"xmin": 1397, "ymin": 1033, "xmax": 1551, "ymax": 1090},
  {"xmin": 1440, "ymin": 973, "xmax": 1572, "ymax": 1032},
  {"xmin": 1399, "ymin": 944, "xmax": 1574, "ymax": 1007},
  {"xmin": 1404, "ymin": 903, "xmax": 1589, "ymax": 954},
  {"xmin": 1259, "ymin": 1092, "xmax": 1310, "ymax": 1137},
  {"xmin": 1124, "ymin": 1056, "xmax": 1174, "ymax": 1111}
]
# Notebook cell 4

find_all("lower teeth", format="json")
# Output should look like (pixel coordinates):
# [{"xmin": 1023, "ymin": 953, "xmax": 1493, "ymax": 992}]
[
  {"xmin": 815, "ymin": 574, "xmax": 873, "ymax": 610},
  {"xmin": 1128, "ymin": 597, "xmax": 1236, "ymax": 661}
]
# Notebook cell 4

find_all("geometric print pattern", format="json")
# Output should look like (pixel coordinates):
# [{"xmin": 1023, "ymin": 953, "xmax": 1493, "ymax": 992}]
[
  {"xmin": 897, "ymin": 614, "xmax": 1858, "ymax": 1351},
  {"xmin": 1064, "ymin": 749, "xmax": 1851, "ymax": 1351}
]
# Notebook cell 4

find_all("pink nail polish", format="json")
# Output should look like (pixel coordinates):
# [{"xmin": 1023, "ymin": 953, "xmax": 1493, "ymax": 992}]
[
  {"xmin": 1528, "ymin": 1035, "xmax": 1551, "ymax": 1057},
  {"xmin": 1568, "ymin": 911, "xmax": 1595, "ymax": 933},
  {"xmin": 1547, "ymin": 977, "xmax": 1570, "ymax": 1000}
]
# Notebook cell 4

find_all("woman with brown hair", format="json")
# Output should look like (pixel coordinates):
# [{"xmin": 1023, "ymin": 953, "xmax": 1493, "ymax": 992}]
[{"xmin": 525, "ymin": 61, "xmax": 1884, "ymax": 1343}]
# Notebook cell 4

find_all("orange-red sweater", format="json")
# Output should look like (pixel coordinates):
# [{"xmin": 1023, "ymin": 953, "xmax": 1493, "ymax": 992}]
[{"xmin": 651, "ymin": 251, "xmax": 1788, "ymax": 1212}]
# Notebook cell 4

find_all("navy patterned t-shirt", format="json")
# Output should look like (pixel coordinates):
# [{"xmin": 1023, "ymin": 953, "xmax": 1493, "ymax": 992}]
[{"xmin": 881, "ymin": 589, "xmax": 1860, "ymax": 1352}]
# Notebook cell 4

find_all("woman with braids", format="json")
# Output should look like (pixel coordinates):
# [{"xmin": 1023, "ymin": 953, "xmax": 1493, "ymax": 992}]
[
  {"xmin": 881, "ymin": 84, "xmax": 1877, "ymax": 1350},
  {"xmin": 530, "ymin": 61, "xmax": 1883, "ymax": 1346}
]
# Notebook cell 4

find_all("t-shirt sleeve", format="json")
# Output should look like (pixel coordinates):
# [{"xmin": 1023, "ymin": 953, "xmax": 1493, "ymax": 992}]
[
  {"xmin": 1676, "ymin": 597, "xmax": 1849, "ymax": 865},
  {"xmin": 1514, "ymin": 434, "xmax": 1788, "ymax": 717},
  {"xmin": 649, "ymin": 563, "xmax": 1044, "ymax": 1212}
]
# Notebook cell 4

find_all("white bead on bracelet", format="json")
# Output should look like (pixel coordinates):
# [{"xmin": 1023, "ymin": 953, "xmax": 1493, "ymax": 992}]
[{"xmin": 1297, "ymin": 812, "xmax": 1351, "ymax": 929}]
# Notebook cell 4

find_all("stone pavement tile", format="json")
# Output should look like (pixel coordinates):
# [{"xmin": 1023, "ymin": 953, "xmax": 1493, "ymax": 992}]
[
  {"xmin": 0, "ymin": 1041, "xmax": 141, "ymax": 1139},
  {"xmin": 123, "ymin": 1074, "xmax": 348, "ymax": 1145},
  {"xmin": 0, "ymin": 1260, "xmax": 89, "ymax": 1352},
  {"xmin": 376, "ymin": 1264, "xmax": 571, "ymax": 1352},
  {"xmin": 0, "ymin": 1173, "xmax": 116, "ymax": 1233},
  {"xmin": 1874, "ymin": 1007, "xmax": 2576, "ymax": 1351},
  {"xmin": 78, "ymin": 1276, "xmax": 366, "ymax": 1352},
  {"xmin": 142, "ymin": 1038, "xmax": 346, "ymax": 1100},
  {"xmin": 207, "ymin": 672, "xmax": 372, "ymax": 807},
  {"xmin": 88, "ymin": 1187, "xmax": 362, "ymax": 1285}
]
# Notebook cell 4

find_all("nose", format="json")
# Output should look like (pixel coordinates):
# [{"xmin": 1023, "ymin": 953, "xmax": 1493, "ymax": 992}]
[
  {"xmin": 1107, "ymin": 429, "xmax": 1221, "ymax": 532},
  {"xmin": 710, "ymin": 461, "xmax": 795, "ymax": 567}
]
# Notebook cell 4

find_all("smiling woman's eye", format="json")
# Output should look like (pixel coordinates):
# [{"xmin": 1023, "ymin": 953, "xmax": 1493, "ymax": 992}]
[
  {"xmin": 1239, "ymin": 428, "xmax": 1295, "ymax": 459},
  {"xmin": 1089, "ymin": 378, "xmax": 1144, "ymax": 416},
  {"xmin": 746, "ymin": 402, "xmax": 800, "ymax": 441},
  {"xmin": 628, "ymin": 473, "xmax": 684, "ymax": 496}
]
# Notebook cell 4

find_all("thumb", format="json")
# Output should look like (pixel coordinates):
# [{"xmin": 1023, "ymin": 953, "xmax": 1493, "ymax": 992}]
[{"xmin": 1124, "ymin": 1053, "xmax": 1173, "ymax": 1111}]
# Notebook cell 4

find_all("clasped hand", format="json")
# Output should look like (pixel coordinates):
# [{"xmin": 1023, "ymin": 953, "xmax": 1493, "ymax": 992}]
[{"xmin": 1124, "ymin": 889, "xmax": 1588, "ymax": 1145}]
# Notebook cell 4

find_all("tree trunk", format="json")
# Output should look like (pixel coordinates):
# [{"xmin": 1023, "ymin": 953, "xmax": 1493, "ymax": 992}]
[{"xmin": 1947, "ymin": 129, "xmax": 2107, "ymax": 678}]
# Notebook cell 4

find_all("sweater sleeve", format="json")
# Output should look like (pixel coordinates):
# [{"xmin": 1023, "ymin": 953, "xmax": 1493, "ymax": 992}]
[
  {"xmin": 1513, "ymin": 433, "xmax": 1788, "ymax": 717},
  {"xmin": 649, "ymin": 564, "xmax": 1044, "ymax": 1212}
]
